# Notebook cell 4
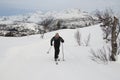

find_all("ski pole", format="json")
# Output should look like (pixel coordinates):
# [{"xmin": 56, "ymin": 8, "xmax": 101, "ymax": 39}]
[
  {"xmin": 62, "ymin": 43, "xmax": 65, "ymax": 61},
  {"xmin": 47, "ymin": 46, "xmax": 52, "ymax": 54}
]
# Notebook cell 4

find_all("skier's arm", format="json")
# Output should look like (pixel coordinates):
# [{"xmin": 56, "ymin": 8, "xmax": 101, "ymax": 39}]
[
  {"xmin": 60, "ymin": 37, "xmax": 64, "ymax": 43},
  {"xmin": 50, "ymin": 37, "xmax": 54, "ymax": 46}
]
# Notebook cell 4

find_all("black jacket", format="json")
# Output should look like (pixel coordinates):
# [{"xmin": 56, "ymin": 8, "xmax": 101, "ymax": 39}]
[{"xmin": 51, "ymin": 36, "xmax": 64, "ymax": 47}]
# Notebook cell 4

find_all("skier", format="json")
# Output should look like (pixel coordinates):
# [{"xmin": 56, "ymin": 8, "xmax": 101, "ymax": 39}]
[{"xmin": 51, "ymin": 33, "xmax": 64, "ymax": 61}]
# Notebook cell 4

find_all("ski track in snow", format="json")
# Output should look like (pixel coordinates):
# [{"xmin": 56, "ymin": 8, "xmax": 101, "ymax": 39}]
[{"xmin": 0, "ymin": 24, "xmax": 120, "ymax": 80}]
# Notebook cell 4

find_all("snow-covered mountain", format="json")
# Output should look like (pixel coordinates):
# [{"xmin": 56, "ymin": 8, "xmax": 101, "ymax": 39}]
[{"xmin": 0, "ymin": 9, "xmax": 99, "ymax": 37}]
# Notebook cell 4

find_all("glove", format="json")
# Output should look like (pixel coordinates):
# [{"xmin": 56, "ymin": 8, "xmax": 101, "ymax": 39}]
[
  {"xmin": 51, "ymin": 44, "xmax": 53, "ymax": 46},
  {"xmin": 62, "ymin": 41, "xmax": 64, "ymax": 43}
]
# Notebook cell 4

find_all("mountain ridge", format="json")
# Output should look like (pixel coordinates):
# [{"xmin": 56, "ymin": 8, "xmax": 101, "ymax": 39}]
[{"xmin": 0, "ymin": 9, "xmax": 99, "ymax": 37}]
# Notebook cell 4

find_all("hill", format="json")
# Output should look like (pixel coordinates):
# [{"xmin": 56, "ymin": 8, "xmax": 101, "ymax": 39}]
[{"xmin": 0, "ymin": 24, "xmax": 120, "ymax": 80}]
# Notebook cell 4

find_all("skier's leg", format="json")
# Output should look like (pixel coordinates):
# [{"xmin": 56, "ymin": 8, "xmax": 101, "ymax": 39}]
[
  {"xmin": 54, "ymin": 47, "xmax": 57, "ymax": 61},
  {"xmin": 54, "ymin": 47, "xmax": 59, "ymax": 61},
  {"xmin": 56, "ymin": 47, "xmax": 60, "ymax": 58}
]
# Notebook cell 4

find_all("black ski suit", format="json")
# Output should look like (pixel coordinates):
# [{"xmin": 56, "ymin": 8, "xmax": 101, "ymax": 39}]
[{"xmin": 51, "ymin": 36, "xmax": 64, "ymax": 60}]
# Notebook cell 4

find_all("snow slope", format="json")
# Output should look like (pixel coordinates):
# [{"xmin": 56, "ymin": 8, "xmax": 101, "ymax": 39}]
[{"xmin": 0, "ymin": 24, "xmax": 120, "ymax": 80}]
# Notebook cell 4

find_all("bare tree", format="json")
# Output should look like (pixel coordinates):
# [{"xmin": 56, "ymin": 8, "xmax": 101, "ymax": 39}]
[
  {"xmin": 41, "ymin": 17, "xmax": 54, "ymax": 31},
  {"xmin": 84, "ymin": 34, "xmax": 91, "ymax": 46},
  {"xmin": 75, "ymin": 30, "xmax": 81, "ymax": 46},
  {"xmin": 56, "ymin": 20, "xmax": 61, "ymax": 30},
  {"xmin": 40, "ymin": 30, "xmax": 45, "ymax": 39},
  {"xmin": 110, "ymin": 17, "xmax": 119, "ymax": 61},
  {"xmin": 117, "ymin": 37, "xmax": 120, "ymax": 55},
  {"xmin": 95, "ymin": 9, "xmax": 120, "ymax": 61},
  {"xmin": 95, "ymin": 9, "xmax": 113, "ymax": 40},
  {"xmin": 90, "ymin": 47, "xmax": 111, "ymax": 64}
]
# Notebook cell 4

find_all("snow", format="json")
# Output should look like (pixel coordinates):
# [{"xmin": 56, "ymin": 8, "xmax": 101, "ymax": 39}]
[
  {"xmin": 0, "ymin": 24, "xmax": 120, "ymax": 80},
  {"xmin": 19, "ymin": 23, "xmax": 38, "ymax": 30},
  {"xmin": 46, "ymin": 9, "xmax": 90, "ymax": 19}
]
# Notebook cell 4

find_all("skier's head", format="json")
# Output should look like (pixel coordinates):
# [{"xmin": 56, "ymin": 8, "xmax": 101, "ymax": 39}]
[{"xmin": 55, "ymin": 33, "xmax": 59, "ymax": 38}]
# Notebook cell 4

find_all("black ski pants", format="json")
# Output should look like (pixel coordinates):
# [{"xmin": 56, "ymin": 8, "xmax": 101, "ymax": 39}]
[{"xmin": 54, "ymin": 46, "xmax": 60, "ymax": 59}]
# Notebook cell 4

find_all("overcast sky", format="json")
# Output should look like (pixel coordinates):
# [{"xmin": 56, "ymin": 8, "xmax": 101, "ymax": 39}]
[{"xmin": 0, "ymin": 0, "xmax": 120, "ymax": 16}]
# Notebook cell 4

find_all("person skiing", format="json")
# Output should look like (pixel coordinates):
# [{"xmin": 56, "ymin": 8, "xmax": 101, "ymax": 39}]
[{"xmin": 51, "ymin": 33, "xmax": 64, "ymax": 61}]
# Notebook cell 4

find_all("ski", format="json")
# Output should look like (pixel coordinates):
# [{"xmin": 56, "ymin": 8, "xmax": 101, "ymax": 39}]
[
  {"xmin": 58, "ymin": 59, "xmax": 60, "ymax": 61},
  {"xmin": 55, "ymin": 61, "xmax": 58, "ymax": 65},
  {"xmin": 55, "ymin": 59, "xmax": 60, "ymax": 65},
  {"xmin": 54, "ymin": 58, "xmax": 65, "ymax": 65}
]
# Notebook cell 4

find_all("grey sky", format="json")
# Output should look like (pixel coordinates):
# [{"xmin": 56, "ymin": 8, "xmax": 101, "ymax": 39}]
[{"xmin": 0, "ymin": 0, "xmax": 120, "ymax": 16}]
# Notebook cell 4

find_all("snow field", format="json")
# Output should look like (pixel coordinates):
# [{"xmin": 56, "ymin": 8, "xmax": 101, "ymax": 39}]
[{"xmin": 0, "ymin": 24, "xmax": 120, "ymax": 80}]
